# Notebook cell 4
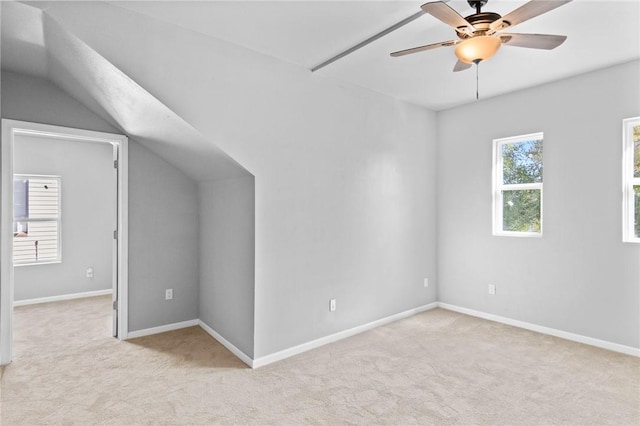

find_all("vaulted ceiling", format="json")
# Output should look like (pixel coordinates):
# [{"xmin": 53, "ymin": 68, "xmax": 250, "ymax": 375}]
[
  {"xmin": 3, "ymin": 1, "xmax": 639, "ymax": 112},
  {"xmin": 2, "ymin": 0, "xmax": 640, "ymax": 110},
  {"xmin": 107, "ymin": 0, "xmax": 640, "ymax": 110},
  {"xmin": 1, "ymin": 0, "xmax": 251, "ymax": 182}
]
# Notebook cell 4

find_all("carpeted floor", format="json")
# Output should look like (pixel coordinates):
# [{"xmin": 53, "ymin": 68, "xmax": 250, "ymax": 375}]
[{"xmin": 1, "ymin": 296, "xmax": 638, "ymax": 425}]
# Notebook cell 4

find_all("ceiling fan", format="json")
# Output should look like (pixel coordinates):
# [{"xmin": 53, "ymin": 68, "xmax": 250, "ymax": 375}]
[{"xmin": 391, "ymin": 0, "xmax": 572, "ymax": 72}]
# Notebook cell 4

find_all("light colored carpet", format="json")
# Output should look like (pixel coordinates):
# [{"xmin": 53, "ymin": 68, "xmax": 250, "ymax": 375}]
[{"xmin": 1, "ymin": 295, "xmax": 638, "ymax": 425}]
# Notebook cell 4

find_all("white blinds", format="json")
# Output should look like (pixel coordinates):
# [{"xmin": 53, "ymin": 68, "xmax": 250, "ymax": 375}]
[{"xmin": 13, "ymin": 177, "xmax": 61, "ymax": 264}]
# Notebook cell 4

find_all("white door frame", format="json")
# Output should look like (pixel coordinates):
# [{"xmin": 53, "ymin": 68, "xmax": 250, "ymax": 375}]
[{"xmin": 1, "ymin": 119, "xmax": 129, "ymax": 365}]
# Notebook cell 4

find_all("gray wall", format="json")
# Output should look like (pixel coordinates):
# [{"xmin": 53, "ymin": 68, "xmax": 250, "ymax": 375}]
[
  {"xmin": 2, "ymin": 71, "xmax": 200, "ymax": 333},
  {"xmin": 1, "ymin": 71, "xmax": 118, "ymax": 134},
  {"xmin": 128, "ymin": 141, "xmax": 199, "ymax": 330},
  {"xmin": 199, "ymin": 176, "xmax": 255, "ymax": 357},
  {"xmin": 46, "ymin": 3, "xmax": 439, "ymax": 358},
  {"xmin": 437, "ymin": 60, "xmax": 640, "ymax": 349},
  {"xmin": 13, "ymin": 134, "xmax": 114, "ymax": 301}
]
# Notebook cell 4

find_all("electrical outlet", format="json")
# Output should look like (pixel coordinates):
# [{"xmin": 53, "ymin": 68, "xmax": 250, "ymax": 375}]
[
  {"xmin": 424, "ymin": 278, "xmax": 429, "ymax": 288},
  {"xmin": 165, "ymin": 289, "xmax": 173, "ymax": 300},
  {"xmin": 329, "ymin": 299, "xmax": 336, "ymax": 312},
  {"xmin": 86, "ymin": 268, "xmax": 94, "ymax": 278},
  {"xmin": 488, "ymin": 284, "xmax": 496, "ymax": 295}
]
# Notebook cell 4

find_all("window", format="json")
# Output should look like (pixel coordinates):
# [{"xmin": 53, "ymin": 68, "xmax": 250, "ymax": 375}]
[
  {"xmin": 493, "ymin": 133, "xmax": 543, "ymax": 236},
  {"xmin": 13, "ymin": 175, "xmax": 61, "ymax": 265},
  {"xmin": 623, "ymin": 117, "xmax": 640, "ymax": 243}
]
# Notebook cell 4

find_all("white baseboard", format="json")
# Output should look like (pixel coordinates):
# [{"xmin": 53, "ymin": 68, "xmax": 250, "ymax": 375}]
[
  {"xmin": 13, "ymin": 289, "xmax": 112, "ymax": 307},
  {"xmin": 437, "ymin": 302, "xmax": 640, "ymax": 357},
  {"xmin": 127, "ymin": 319, "xmax": 199, "ymax": 339},
  {"xmin": 131, "ymin": 304, "xmax": 439, "ymax": 369},
  {"xmin": 198, "ymin": 320, "xmax": 254, "ymax": 368},
  {"xmin": 252, "ymin": 302, "xmax": 439, "ymax": 369},
  {"xmin": 118, "ymin": 301, "xmax": 638, "ymax": 369}
]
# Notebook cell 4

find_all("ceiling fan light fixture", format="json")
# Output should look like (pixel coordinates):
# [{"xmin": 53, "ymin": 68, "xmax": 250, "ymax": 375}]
[{"xmin": 454, "ymin": 35, "xmax": 501, "ymax": 64}]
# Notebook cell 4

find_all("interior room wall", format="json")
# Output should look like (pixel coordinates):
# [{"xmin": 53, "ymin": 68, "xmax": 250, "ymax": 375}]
[
  {"xmin": 437, "ymin": 60, "xmax": 640, "ymax": 349},
  {"xmin": 13, "ymin": 133, "xmax": 114, "ymax": 301},
  {"xmin": 43, "ymin": 3, "xmax": 439, "ymax": 358},
  {"xmin": 1, "ymin": 71, "xmax": 200, "ymax": 332},
  {"xmin": 1, "ymin": 70, "xmax": 118, "ymax": 134},
  {"xmin": 128, "ymin": 141, "xmax": 199, "ymax": 331},
  {"xmin": 199, "ymin": 175, "xmax": 255, "ymax": 358}
]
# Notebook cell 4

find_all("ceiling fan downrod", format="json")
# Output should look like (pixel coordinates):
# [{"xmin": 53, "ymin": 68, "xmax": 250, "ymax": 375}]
[{"xmin": 468, "ymin": 0, "xmax": 488, "ymax": 15}]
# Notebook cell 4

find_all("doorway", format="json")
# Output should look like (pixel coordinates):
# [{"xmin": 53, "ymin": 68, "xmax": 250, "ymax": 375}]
[{"xmin": 1, "ymin": 120, "xmax": 129, "ymax": 364}]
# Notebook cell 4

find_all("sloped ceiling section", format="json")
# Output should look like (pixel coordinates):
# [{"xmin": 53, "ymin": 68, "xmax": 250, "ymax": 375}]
[
  {"xmin": 0, "ymin": 0, "xmax": 48, "ymax": 79},
  {"xmin": 1, "ymin": 1, "xmax": 250, "ymax": 182},
  {"xmin": 107, "ymin": 0, "xmax": 640, "ymax": 111}
]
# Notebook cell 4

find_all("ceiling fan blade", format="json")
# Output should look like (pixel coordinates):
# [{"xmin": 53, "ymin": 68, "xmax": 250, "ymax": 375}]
[
  {"xmin": 490, "ymin": 0, "xmax": 572, "ymax": 32},
  {"xmin": 391, "ymin": 40, "xmax": 458, "ymax": 57},
  {"xmin": 453, "ymin": 60, "xmax": 472, "ymax": 72},
  {"xmin": 500, "ymin": 33, "xmax": 567, "ymax": 49},
  {"xmin": 421, "ymin": 1, "xmax": 475, "ymax": 36}
]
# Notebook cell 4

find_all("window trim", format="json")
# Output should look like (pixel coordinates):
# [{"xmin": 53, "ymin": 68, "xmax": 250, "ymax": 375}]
[
  {"xmin": 12, "ymin": 174, "xmax": 62, "ymax": 266},
  {"xmin": 622, "ymin": 116, "xmax": 640, "ymax": 243},
  {"xmin": 492, "ymin": 132, "xmax": 544, "ymax": 237}
]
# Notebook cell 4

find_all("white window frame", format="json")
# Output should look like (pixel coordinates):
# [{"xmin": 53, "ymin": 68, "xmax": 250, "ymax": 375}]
[
  {"xmin": 622, "ymin": 117, "xmax": 640, "ymax": 243},
  {"xmin": 13, "ymin": 174, "xmax": 62, "ymax": 266},
  {"xmin": 492, "ymin": 132, "xmax": 544, "ymax": 237}
]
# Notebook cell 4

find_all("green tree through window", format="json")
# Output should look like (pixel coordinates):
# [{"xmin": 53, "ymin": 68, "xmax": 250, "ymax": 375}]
[
  {"xmin": 634, "ymin": 124, "xmax": 640, "ymax": 178},
  {"xmin": 634, "ymin": 125, "xmax": 639, "ymax": 238},
  {"xmin": 502, "ymin": 140, "xmax": 543, "ymax": 232},
  {"xmin": 494, "ymin": 133, "xmax": 543, "ymax": 236},
  {"xmin": 623, "ymin": 118, "xmax": 640, "ymax": 242}
]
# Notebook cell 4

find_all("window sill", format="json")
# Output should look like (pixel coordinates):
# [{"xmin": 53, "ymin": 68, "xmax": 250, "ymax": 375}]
[
  {"xmin": 493, "ymin": 231, "xmax": 543, "ymax": 238},
  {"xmin": 14, "ymin": 260, "xmax": 62, "ymax": 267}
]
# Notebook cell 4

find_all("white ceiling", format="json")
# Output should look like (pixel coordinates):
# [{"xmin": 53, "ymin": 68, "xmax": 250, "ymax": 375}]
[
  {"xmin": 107, "ymin": 0, "xmax": 640, "ymax": 110},
  {"xmin": 3, "ymin": 0, "xmax": 639, "ymax": 111}
]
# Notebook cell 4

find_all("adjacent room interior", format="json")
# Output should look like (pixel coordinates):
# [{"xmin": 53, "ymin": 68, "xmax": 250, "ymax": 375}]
[
  {"xmin": 11, "ymin": 130, "xmax": 117, "ymax": 356},
  {"xmin": 0, "ymin": 0, "xmax": 638, "ymax": 424}
]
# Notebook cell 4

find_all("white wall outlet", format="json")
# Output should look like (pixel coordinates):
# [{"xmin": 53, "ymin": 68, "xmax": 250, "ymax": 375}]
[
  {"xmin": 488, "ymin": 284, "xmax": 496, "ymax": 295},
  {"xmin": 329, "ymin": 298, "xmax": 336, "ymax": 312},
  {"xmin": 165, "ymin": 289, "xmax": 173, "ymax": 300},
  {"xmin": 424, "ymin": 278, "xmax": 429, "ymax": 288},
  {"xmin": 86, "ymin": 267, "xmax": 94, "ymax": 278}
]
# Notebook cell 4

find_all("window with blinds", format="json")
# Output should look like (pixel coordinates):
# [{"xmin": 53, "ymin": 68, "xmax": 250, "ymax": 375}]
[{"xmin": 13, "ymin": 175, "xmax": 61, "ymax": 265}]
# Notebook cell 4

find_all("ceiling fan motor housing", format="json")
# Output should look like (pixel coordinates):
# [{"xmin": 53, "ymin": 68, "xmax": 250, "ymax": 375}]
[
  {"xmin": 456, "ymin": 12, "xmax": 503, "ymax": 38},
  {"xmin": 389, "ymin": 0, "xmax": 571, "ymax": 69}
]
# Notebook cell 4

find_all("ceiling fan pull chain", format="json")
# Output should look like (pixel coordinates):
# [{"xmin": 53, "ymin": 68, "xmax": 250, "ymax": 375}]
[{"xmin": 475, "ymin": 62, "xmax": 480, "ymax": 100}]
